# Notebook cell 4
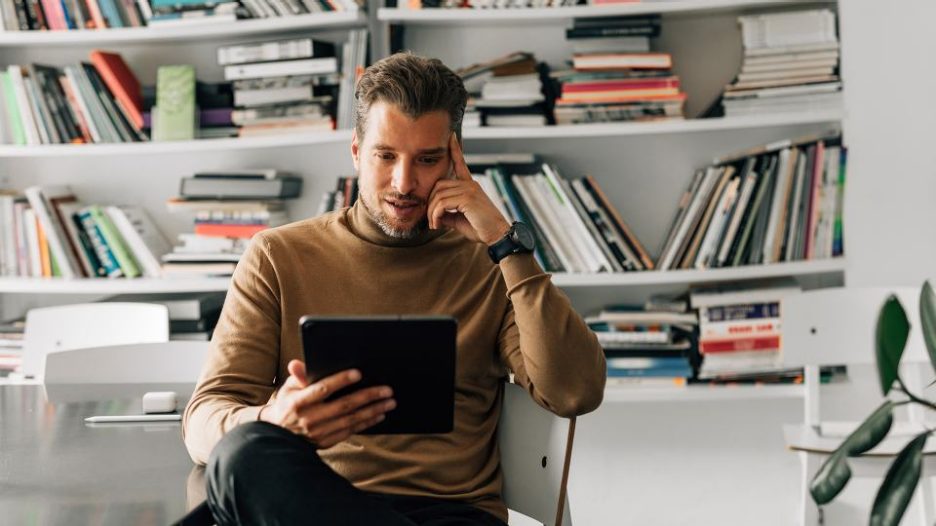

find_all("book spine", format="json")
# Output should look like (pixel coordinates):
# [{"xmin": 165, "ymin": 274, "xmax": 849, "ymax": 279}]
[
  {"xmin": 78, "ymin": 208, "xmax": 122, "ymax": 277},
  {"xmin": 89, "ymin": 205, "xmax": 140, "ymax": 277},
  {"xmin": 63, "ymin": 66, "xmax": 103, "ymax": 142},
  {"xmin": 82, "ymin": 63, "xmax": 134, "ymax": 142},
  {"xmin": 68, "ymin": 211, "xmax": 104, "ymax": 276},
  {"xmin": 105, "ymin": 206, "xmax": 161, "ymax": 277},
  {"xmin": 23, "ymin": 187, "xmax": 78, "ymax": 278},
  {"xmin": 7, "ymin": 66, "xmax": 42, "ymax": 145},
  {"xmin": 489, "ymin": 168, "xmax": 557, "ymax": 271},
  {"xmin": 699, "ymin": 335, "xmax": 781, "ymax": 354},
  {"xmin": 58, "ymin": 72, "xmax": 94, "ymax": 142}
]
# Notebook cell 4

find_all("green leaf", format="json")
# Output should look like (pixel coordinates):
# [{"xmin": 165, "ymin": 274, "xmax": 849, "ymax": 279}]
[
  {"xmin": 810, "ymin": 450, "xmax": 852, "ymax": 505},
  {"xmin": 841, "ymin": 401, "xmax": 894, "ymax": 456},
  {"xmin": 870, "ymin": 433, "xmax": 928, "ymax": 526},
  {"xmin": 920, "ymin": 281, "xmax": 936, "ymax": 376},
  {"xmin": 876, "ymin": 296, "xmax": 911, "ymax": 396}
]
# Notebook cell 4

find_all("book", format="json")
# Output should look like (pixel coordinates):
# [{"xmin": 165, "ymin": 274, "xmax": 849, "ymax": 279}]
[
  {"xmin": 89, "ymin": 50, "xmax": 144, "ymax": 132},
  {"xmin": 105, "ymin": 205, "xmax": 171, "ymax": 278},
  {"xmin": 23, "ymin": 186, "xmax": 82, "ymax": 278},
  {"xmin": 87, "ymin": 204, "xmax": 141, "ymax": 278},
  {"xmin": 224, "ymin": 57, "xmax": 339, "ymax": 81},
  {"xmin": 179, "ymin": 175, "xmax": 303, "ymax": 199},
  {"xmin": 153, "ymin": 65, "xmax": 196, "ymax": 142},
  {"xmin": 217, "ymin": 38, "xmax": 336, "ymax": 66}
]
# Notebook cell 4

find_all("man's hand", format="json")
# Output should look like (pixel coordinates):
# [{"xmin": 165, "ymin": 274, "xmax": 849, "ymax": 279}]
[
  {"xmin": 260, "ymin": 359, "xmax": 396, "ymax": 449},
  {"xmin": 427, "ymin": 133, "xmax": 511, "ymax": 246}
]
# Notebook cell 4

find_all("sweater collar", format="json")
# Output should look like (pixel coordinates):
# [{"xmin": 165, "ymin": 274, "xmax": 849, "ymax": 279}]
[{"xmin": 345, "ymin": 198, "xmax": 446, "ymax": 248}]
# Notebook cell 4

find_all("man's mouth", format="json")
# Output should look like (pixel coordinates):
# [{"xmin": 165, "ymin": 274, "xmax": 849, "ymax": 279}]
[{"xmin": 385, "ymin": 199, "xmax": 422, "ymax": 218}]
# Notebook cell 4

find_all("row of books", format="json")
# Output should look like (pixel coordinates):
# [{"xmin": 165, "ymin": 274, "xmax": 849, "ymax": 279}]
[
  {"xmin": 458, "ymin": 52, "xmax": 551, "ymax": 128},
  {"xmin": 218, "ymin": 38, "xmax": 341, "ymax": 138},
  {"xmin": 162, "ymin": 169, "xmax": 301, "ymax": 277},
  {"xmin": 656, "ymin": 134, "xmax": 846, "ymax": 271},
  {"xmin": 0, "ymin": 0, "xmax": 360, "ymax": 32},
  {"xmin": 587, "ymin": 297, "xmax": 698, "ymax": 387},
  {"xmin": 0, "ymin": 51, "xmax": 146, "ymax": 145},
  {"xmin": 721, "ymin": 8, "xmax": 842, "ymax": 117},
  {"xmin": 0, "ymin": 186, "xmax": 169, "ymax": 278},
  {"xmin": 316, "ymin": 154, "xmax": 653, "ymax": 273},
  {"xmin": 398, "ymin": 0, "xmax": 625, "ymax": 8}
]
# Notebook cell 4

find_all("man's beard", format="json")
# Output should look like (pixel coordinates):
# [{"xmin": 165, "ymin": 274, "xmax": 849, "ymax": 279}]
[{"xmin": 361, "ymin": 192, "xmax": 429, "ymax": 240}]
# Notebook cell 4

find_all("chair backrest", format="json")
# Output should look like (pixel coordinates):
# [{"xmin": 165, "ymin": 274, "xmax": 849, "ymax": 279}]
[
  {"xmin": 498, "ymin": 382, "xmax": 575, "ymax": 526},
  {"xmin": 782, "ymin": 286, "xmax": 931, "ymax": 427},
  {"xmin": 21, "ymin": 302, "xmax": 171, "ymax": 379},
  {"xmin": 43, "ymin": 341, "xmax": 210, "ymax": 384}
]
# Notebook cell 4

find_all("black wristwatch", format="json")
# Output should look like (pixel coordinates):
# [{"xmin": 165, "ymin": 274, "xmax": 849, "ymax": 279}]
[{"xmin": 488, "ymin": 222, "xmax": 536, "ymax": 264}]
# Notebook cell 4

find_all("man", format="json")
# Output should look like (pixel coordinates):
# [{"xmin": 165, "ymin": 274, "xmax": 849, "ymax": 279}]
[{"xmin": 182, "ymin": 52, "xmax": 606, "ymax": 525}]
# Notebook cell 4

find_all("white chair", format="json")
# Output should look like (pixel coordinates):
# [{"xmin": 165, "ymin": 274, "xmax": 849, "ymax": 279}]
[
  {"xmin": 782, "ymin": 287, "xmax": 936, "ymax": 526},
  {"xmin": 43, "ymin": 341, "xmax": 209, "ymax": 384},
  {"xmin": 499, "ymin": 381, "xmax": 575, "ymax": 526},
  {"xmin": 20, "ymin": 302, "xmax": 170, "ymax": 379}
]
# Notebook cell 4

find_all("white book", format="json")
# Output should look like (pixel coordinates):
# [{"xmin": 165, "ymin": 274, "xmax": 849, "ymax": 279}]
[
  {"xmin": 658, "ymin": 167, "xmax": 720, "ymax": 270},
  {"xmin": 715, "ymin": 164, "xmax": 758, "ymax": 268},
  {"xmin": 23, "ymin": 186, "xmax": 80, "ymax": 279},
  {"xmin": 64, "ymin": 66, "xmax": 107, "ymax": 143},
  {"xmin": 739, "ymin": 9, "xmax": 837, "ymax": 51},
  {"xmin": 7, "ymin": 66, "xmax": 41, "ymax": 146},
  {"xmin": 784, "ymin": 152, "xmax": 808, "ymax": 261},
  {"xmin": 532, "ymin": 174, "xmax": 595, "ymax": 272},
  {"xmin": 472, "ymin": 174, "xmax": 513, "ymax": 223},
  {"xmin": 224, "ymin": 57, "xmax": 339, "ymax": 82},
  {"xmin": 741, "ymin": 59, "xmax": 839, "ymax": 74},
  {"xmin": 0, "ymin": 194, "xmax": 10, "ymax": 276},
  {"xmin": 22, "ymin": 77, "xmax": 51, "ymax": 144},
  {"xmin": 744, "ymin": 42, "xmax": 840, "ymax": 57},
  {"xmin": 558, "ymin": 178, "xmax": 623, "ymax": 273},
  {"xmin": 541, "ymin": 165, "xmax": 613, "ymax": 272},
  {"xmin": 106, "ymin": 206, "xmax": 172, "ymax": 278},
  {"xmin": 55, "ymin": 201, "xmax": 97, "ymax": 278},
  {"xmin": 694, "ymin": 175, "xmax": 739, "ymax": 269},
  {"xmin": 218, "ymin": 39, "xmax": 315, "ymax": 66},
  {"xmin": 742, "ymin": 50, "xmax": 839, "ymax": 66},
  {"xmin": 13, "ymin": 201, "xmax": 29, "ymax": 276},
  {"xmin": 818, "ymin": 146, "xmax": 841, "ymax": 259},
  {"xmin": 512, "ymin": 175, "xmax": 578, "ymax": 272},
  {"xmin": 761, "ymin": 148, "xmax": 795, "ymax": 264},
  {"xmin": 737, "ymin": 67, "xmax": 835, "ymax": 83},
  {"xmin": 23, "ymin": 207, "xmax": 41, "ymax": 278}
]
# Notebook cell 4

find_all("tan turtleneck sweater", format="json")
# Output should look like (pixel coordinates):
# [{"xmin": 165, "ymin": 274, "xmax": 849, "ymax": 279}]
[{"xmin": 182, "ymin": 200, "xmax": 606, "ymax": 521}]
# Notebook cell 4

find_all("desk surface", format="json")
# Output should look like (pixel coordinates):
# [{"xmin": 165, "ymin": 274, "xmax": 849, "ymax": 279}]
[{"xmin": 0, "ymin": 383, "xmax": 202, "ymax": 525}]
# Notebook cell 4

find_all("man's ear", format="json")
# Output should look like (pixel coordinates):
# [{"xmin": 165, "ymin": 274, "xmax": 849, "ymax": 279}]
[{"xmin": 350, "ymin": 129, "xmax": 360, "ymax": 172}]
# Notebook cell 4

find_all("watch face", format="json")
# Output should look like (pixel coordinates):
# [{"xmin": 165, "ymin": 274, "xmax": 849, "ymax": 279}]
[{"xmin": 511, "ymin": 222, "xmax": 536, "ymax": 251}]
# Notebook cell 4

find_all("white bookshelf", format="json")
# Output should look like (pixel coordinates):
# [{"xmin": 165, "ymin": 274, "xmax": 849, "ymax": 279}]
[
  {"xmin": 0, "ymin": 12, "xmax": 367, "ymax": 46},
  {"xmin": 0, "ymin": 259, "xmax": 843, "ymax": 294},
  {"xmin": 378, "ymin": 0, "xmax": 819, "ymax": 25},
  {"xmin": 463, "ymin": 111, "xmax": 843, "ymax": 140},
  {"xmin": 603, "ymin": 383, "xmax": 805, "ymax": 403},
  {"xmin": 552, "ymin": 258, "xmax": 845, "ymax": 287},
  {"xmin": 0, "ymin": 130, "xmax": 352, "ymax": 158}
]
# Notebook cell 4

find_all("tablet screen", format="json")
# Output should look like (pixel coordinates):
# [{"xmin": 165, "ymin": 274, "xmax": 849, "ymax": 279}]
[{"xmin": 299, "ymin": 315, "xmax": 456, "ymax": 435}]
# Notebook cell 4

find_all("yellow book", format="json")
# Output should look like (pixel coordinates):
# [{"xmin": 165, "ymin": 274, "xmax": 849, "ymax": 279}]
[{"xmin": 37, "ymin": 219, "xmax": 51, "ymax": 277}]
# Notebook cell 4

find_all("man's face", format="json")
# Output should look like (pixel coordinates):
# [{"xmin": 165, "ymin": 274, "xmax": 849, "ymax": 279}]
[{"xmin": 351, "ymin": 101, "xmax": 453, "ymax": 239}]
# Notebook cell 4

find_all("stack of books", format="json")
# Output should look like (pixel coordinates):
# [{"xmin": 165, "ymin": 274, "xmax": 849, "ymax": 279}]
[
  {"xmin": 554, "ymin": 16, "xmax": 685, "ymax": 125},
  {"xmin": 317, "ymin": 154, "xmax": 653, "ymax": 274},
  {"xmin": 147, "ymin": 0, "xmax": 241, "ymax": 27},
  {"xmin": 219, "ymin": 38, "xmax": 340, "ymax": 138},
  {"xmin": 587, "ymin": 298, "xmax": 698, "ymax": 387},
  {"xmin": 0, "ymin": 186, "xmax": 171, "ymax": 279},
  {"xmin": 690, "ymin": 282, "xmax": 798, "ymax": 382},
  {"xmin": 0, "ymin": 51, "xmax": 147, "ymax": 145},
  {"xmin": 655, "ymin": 134, "xmax": 846, "ymax": 270},
  {"xmin": 722, "ymin": 9, "xmax": 842, "ymax": 117},
  {"xmin": 457, "ymin": 52, "xmax": 551, "ymax": 128},
  {"xmin": 103, "ymin": 292, "xmax": 225, "ymax": 340},
  {"xmin": 162, "ymin": 169, "xmax": 301, "ymax": 277},
  {"xmin": 143, "ymin": 81, "xmax": 237, "ymax": 140},
  {"xmin": 0, "ymin": 318, "xmax": 24, "ymax": 377}
]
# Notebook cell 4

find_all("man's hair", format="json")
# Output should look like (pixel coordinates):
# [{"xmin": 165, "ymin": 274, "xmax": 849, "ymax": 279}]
[{"xmin": 354, "ymin": 52, "xmax": 468, "ymax": 141}]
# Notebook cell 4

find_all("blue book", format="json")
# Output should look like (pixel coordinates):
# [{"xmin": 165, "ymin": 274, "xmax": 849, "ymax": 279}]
[
  {"xmin": 606, "ymin": 366, "xmax": 693, "ymax": 378},
  {"xmin": 96, "ymin": 0, "xmax": 125, "ymax": 28},
  {"xmin": 77, "ymin": 208, "xmax": 122, "ymax": 278}
]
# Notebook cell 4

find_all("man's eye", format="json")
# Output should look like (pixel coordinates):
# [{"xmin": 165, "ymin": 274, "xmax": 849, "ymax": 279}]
[
  {"xmin": 378, "ymin": 153, "xmax": 394, "ymax": 161},
  {"xmin": 420, "ymin": 157, "xmax": 440, "ymax": 165}
]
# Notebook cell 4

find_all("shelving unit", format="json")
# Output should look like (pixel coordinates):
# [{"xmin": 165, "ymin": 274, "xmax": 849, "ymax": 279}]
[
  {"xmin": 0, "ymin": 12, "xmax": 367, "ymax": 46},
  {"xmin": 378, "ymin": 0, "xmax": 809, "ymax": 25}
]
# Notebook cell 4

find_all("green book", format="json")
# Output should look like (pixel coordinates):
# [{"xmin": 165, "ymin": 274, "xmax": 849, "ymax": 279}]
[
  {"xmin": 89, "ymin": 205, "xmax": 141, "ymax": 278},
  {"xmin": 153, "ymin": 65, "xmax": 196, "ymax": 142},
  {"xmin": 0, "ymin": 71, "xmax": 26, "ymax": 145}
]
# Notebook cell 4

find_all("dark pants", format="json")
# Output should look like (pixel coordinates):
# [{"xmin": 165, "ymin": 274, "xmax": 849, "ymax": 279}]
[{"xmin": 203, "ymin": 421, "xmax": 508, "ymax": 526}]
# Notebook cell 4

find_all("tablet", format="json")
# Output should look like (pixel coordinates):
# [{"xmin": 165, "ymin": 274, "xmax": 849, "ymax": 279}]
[{"xmin": 299, "ymin": 315, "xmax": 457, "ymax": 435}]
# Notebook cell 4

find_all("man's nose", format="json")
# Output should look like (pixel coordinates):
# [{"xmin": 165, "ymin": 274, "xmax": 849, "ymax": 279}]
[{"xmin": 391, "ymin": 160, "xmax": 417, "ymax": 196}]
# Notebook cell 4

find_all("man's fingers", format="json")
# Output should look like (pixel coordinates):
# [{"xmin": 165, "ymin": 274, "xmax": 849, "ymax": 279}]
[
  {"xmin": 448, "ymin": 133, "xmax": 471, "ymax": 181},
  {"xmin": 292, "ymin": 368, "xmax": 362, "ymax": 408},
  {"xmin": 428, "ymin": 190, "xmax": 466, "ymax": 229},
  {"xmin": 303, "ymin": 385, "xmax": 393, "ymax": 428},
  {"xmin": 307, "ymin": 398, "xmax": 396, "ymax": 442},
  {"xmin": 286, "ymin": 359, "xmax": 309, "ymax": 389},
  {"xmin": 315, "ymin": 413, "xmax": 385, "ymax": 449}
]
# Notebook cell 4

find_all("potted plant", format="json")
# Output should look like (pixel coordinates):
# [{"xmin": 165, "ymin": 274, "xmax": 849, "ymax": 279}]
[{"xmin": 810, "ymin": 281, "xmax": 936, "ymax": 525}]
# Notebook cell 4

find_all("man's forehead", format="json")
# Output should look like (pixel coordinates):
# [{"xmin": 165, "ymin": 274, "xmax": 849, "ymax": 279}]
[{"xmin": 363, "ymin": 101, "xmax": 450, "ymax": 151}]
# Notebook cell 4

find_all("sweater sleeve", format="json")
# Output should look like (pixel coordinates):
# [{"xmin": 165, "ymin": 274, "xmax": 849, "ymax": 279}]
[
  {"xmin": 496, "ymin": 253, "xmax": 606, "ymax": 418},
  {"xmin": 182, "ymin": 234, "xmax": 282, "ymax": 465}
]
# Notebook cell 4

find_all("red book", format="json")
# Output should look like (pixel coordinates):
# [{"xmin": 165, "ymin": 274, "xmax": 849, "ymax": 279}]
[
  {"xmin": 194, "ymin": 224, "xmax": 269, "ymax": 239},
  {"xmin": 562, "ymin": 78, "xmax": 681, "ymax": 93},
  {"xmin": 39, "ymin": 0, "xmax": 67, "ymax": 30},
  {"xmin": 89, "ymin": 50, "xmax": 144, "ymax": 131},
  {"xmin": 700, "ymin": 335, "xmax": 781, "ymax": 354}
]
